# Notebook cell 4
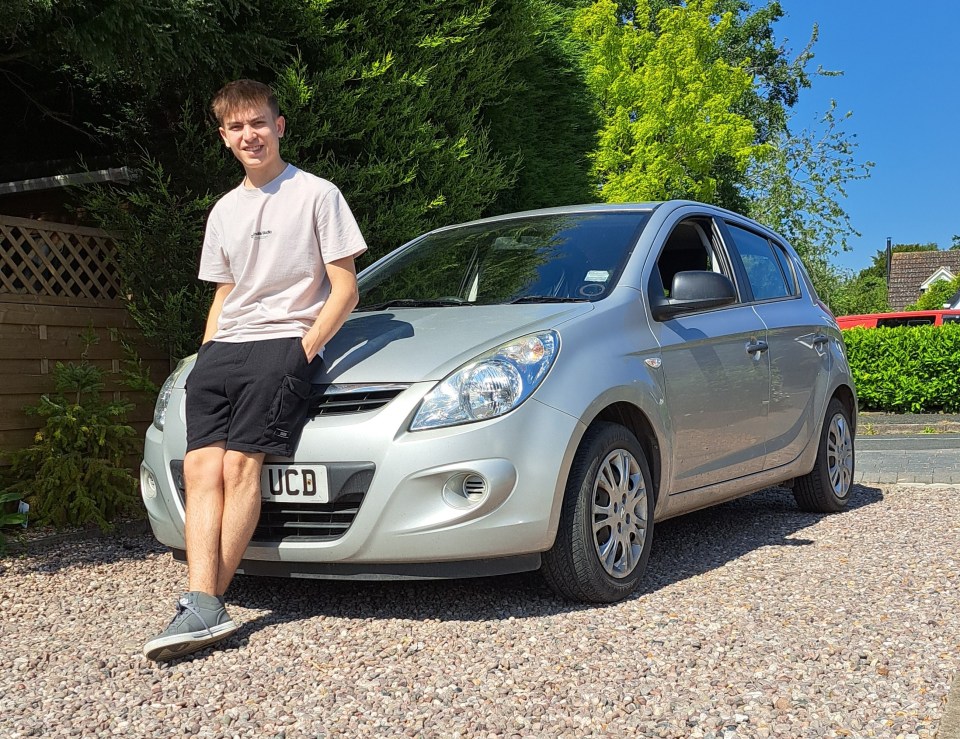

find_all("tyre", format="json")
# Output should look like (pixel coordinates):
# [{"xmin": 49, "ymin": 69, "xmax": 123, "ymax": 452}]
[
  {"xmin": 542, "ymin": 423, "xmax": 654, "ymax": 603},
  {"xmin": 793, "ymin": 398, "xmax": 855, "ymax": 513}
]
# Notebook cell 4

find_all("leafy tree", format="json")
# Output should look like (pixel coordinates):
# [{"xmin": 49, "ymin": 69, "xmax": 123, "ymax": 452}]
[
  {"xmin": 266, "ymin": 0, "xmax": 520, "ymax": 259},
  {"xmin": 578, "ymin": 1, "xmax": 872, "ymax": 295},
  {"xmin": 485, "ymin": 1, "xmax": 599, "ymax": 212},
  {"xmin": 573, "ymin": 0, "xmax": 765, "ymax": 203},
  {"xmin": 640, "ymin": 1, "xmax": 822, "ymax": 209},
  {"xmin": 826, "ymin": 272, "xmax": 889, "ymax": 317},
  {"xmin": 83, "ymin": 154, "xmax": 217, "ymax": 360},
  {"xmin": 2, "ymin": 0, "xmax": 273, "ymax": 88},
  {"xmin": 907, "ymin": 275, "xmax": 960, "ymax": 311},
  {"xmin": 3, "ymin": 1, "xmax": 281, "ymax": 174},
  {"xmin": 746, "ymin": 102, "xmax": 873, "ymax": 278},
  {"xmin": 704, "ymin": 1, "xmax": 815, "ymax": 140}
]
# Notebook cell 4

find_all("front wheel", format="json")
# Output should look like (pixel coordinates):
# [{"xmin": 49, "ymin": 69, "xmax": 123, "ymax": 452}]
[
  {"xmin": 542, "ymin": 423, "xmax": 654, "ymax": 603},
  {"xmin": 793, "ymin": 398, "xmax": 855, "ymax": 512}
]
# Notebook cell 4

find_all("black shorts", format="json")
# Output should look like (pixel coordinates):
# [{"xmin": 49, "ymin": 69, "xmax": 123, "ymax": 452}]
[{"xmin": 185, "ymin": 337, "xmax": 319, "ymax": 457}]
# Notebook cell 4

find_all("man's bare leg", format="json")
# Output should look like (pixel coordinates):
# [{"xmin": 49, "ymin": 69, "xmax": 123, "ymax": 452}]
[
  {"xmin": 144, "ymin": 440, "xmax": 239, "ymax": 660},
  {"xmin": 216, "ymin": 450, "xmax": 265, "ymax": 596},
  {"xmin": 183, "ymin": 443, "xmax": 227, "ymax": 595}
]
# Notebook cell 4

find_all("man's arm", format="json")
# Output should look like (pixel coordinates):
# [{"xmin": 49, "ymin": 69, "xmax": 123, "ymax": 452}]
[
  {"xmin": 301, "ymin": 256, "xmax": 360, "ymax": 361},
  {"xmin": 202, "ymin": 282, "xmax": 235, "ymax": 344}
]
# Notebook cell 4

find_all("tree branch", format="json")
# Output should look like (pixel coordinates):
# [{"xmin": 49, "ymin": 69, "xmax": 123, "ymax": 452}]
[{"xmin": 0, "ymin": 50, "xmax": 31, "ymax": 64}]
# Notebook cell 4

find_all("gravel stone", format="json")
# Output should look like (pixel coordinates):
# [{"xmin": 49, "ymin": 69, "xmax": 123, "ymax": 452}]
[{"xmin": 1, "ymin": 484, "xmax": 958, "ymax": 737}]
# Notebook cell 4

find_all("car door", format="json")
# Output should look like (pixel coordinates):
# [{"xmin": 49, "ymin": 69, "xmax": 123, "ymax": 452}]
[
  {"xmin": 645, "ymin": 215, "xmax": 770, "ymax": 493},
  {"xmin": 719, "ymin": 220, "xmax": 825, "ymax": 470}
]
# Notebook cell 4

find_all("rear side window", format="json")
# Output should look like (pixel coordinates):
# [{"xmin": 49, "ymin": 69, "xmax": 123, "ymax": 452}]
[
  {"xmin": 726, "ymin": 223, "xmax": 793, "ymax": 301},
  {"xmin": 944, "ymin": 315, "xmax": 960, "ymax": 324},
  {"xmin": 772, "ymin": 242, "xmax": 798, "ymax": 295},
  {"xmin": 877, "ymin": 316, "xmax": 937, "ymax": 328}
]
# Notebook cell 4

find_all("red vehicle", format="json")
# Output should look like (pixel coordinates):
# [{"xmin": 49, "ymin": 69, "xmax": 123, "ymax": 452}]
[{"xmin": 836, "ymin": 309, "xmax": 960, "ymax": 329}]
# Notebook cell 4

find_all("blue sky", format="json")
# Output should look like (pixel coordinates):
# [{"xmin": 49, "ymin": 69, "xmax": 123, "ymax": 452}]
[{"xmin": 773, "ymin": 2, "xmax": 960, "ymax": 273}]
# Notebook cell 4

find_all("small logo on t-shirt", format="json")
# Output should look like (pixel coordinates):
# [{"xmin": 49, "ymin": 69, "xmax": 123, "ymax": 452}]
[{"xmin": 251, "ymin": 230, "xmax": 273, "ymax": 240}]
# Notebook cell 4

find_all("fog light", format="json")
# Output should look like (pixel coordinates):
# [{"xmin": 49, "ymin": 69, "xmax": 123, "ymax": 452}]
[
  {"xmin": 442, "ymin": 473, "xmax": 489, "ymax": 509},
  {"xmin": 141, "ymin": 464, "xmax": 158, "ymax": 500},
  {"xmin": 462, "ymin": 475, "xmax": 488, "ymax": 502}
]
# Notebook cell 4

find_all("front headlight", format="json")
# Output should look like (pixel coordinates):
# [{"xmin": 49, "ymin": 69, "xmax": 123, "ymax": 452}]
[
  {"xmin": 153, "ymin": 356, "xmax": 193, "ymax": 431},
  {"xmin": 410, "ymin": 331, "xmax": 559, "ymax": 431}
]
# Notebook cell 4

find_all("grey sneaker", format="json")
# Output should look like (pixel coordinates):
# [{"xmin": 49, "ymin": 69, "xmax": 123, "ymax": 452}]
[{"xmin": 143, "ymin": 592, "xmax": 238, "ymax": 661}]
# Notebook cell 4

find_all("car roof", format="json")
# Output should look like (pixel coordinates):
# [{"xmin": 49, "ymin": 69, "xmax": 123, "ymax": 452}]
[
  {"xmin": 421, "ymin": 200, "xmax": 784, "ymax": 244},
  {"xmin": 430, "ymin": 202, "xmax": 662, "ymax": 231}
]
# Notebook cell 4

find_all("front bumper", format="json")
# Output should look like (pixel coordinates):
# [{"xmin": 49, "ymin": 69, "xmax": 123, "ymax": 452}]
[{"xmin": 141, "ymin": 383, "xmax": 584, "ymax": 577}]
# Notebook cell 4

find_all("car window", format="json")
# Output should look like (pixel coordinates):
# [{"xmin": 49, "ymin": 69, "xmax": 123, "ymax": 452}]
[
  {"xmin": 772, "ymin": 241, "xmax": 799, "ymax": 295},
  {"xmin": 654, "ymin": 218, "xmax": 732, "ymax": 298},
  {"xmin": 726, "ymin": 223, "xmax": 791, "ymax": 301},
  {"xmin": 943, "ymin": 315, "xmax": 960, "ymax": 324},
  {"xmin": 356, "ymin": 212, "xmax": 650, "ymax": 308},
  {"xmin": 877, "ymin": 316, "xmax": 937, "ymax": 328}
]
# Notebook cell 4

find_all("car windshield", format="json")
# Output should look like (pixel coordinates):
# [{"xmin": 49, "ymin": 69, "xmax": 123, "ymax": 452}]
[{"xmin": 356, "ymin": 212, "xmax": 650, "ymax": 309}]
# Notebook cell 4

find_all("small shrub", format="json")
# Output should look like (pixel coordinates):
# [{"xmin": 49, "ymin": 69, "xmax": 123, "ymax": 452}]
[
  {"xmin": 5, "ymin": 330, "xmax": 142, "ymax": 530},
  {"xmin": 0, "ymin": 490, "xmax": 28, "ymax": 555}
]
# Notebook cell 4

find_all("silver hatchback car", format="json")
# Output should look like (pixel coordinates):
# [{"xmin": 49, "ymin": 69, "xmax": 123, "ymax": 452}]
[{"xmin": 141, "ymin": 201, "xmax": 856, "ymax": 603}]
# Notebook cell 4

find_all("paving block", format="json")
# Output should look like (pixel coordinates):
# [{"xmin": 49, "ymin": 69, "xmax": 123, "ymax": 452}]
[{"xmin": 941, "ymin": 673, "xmax": 960, "ymax": 739}]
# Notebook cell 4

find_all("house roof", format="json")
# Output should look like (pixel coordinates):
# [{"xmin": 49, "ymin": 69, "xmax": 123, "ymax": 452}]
[{"xmin": 888, "ymin": 250, "xmax": 960, "ymax": 309}]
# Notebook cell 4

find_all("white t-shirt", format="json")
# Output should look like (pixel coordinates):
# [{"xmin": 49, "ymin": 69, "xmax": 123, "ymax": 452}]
[{"xmin": 199, "ymin": 164, "xmax": 368, "ymax": 342}]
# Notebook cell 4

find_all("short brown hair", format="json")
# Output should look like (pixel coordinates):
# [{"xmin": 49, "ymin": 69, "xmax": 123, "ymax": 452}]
[{"xmin": 210, "ymin": 79, "xmax": 279, "ymax": 125}]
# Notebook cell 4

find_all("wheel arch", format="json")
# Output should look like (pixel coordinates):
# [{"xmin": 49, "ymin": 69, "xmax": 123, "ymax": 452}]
[
  {"xmin": 588, "ymin": 402, "xmax": 663, "ymax": 508},
  {"xmin": 831, "ymin": 384, "xmax": 857, "ymax": 435}
]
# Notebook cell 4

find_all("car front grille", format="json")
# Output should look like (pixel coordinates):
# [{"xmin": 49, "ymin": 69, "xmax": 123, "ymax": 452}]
[
  {"xmin": 169, "ymin": 460, "xmax": 373, "ymax": 543},
  {"xmin": 309, "ymin": 384, "xmax": 408, "ymax": 417},
  {"xmin": 252, "ymin": 497, "xmax": 363, "ymax": 541}
]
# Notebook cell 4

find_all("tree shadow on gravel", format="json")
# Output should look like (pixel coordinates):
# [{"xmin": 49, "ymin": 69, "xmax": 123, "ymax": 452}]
[
  {"xmin": 222, "ymin": 483, "xmax": 884, "ymax": 634},
  {"xmin": 3, "ymin": 528, "xmax": 171, "ymax": 576},
  {"xmin": 636, "ymin": 483, "xmax": 883, "ymax": 597}
]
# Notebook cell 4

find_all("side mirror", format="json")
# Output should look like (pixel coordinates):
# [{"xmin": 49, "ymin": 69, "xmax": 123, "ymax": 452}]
[{"xmin": 651, "ymin": 270, "xmax": 737, "ymax": 321}]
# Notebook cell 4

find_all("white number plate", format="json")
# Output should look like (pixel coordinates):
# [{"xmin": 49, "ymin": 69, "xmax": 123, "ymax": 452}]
[{"xmin": 261, "ymin": 464, "xmax": 329, "ymax": 503}]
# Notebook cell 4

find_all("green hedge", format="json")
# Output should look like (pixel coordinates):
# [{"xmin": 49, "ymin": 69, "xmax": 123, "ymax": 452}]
[{"xmin": 843, "ymin": 324, "xmax": 960, "ymax": 413}]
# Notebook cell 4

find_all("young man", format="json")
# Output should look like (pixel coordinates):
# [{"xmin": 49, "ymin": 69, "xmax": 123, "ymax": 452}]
[{"xmin": 144, "ymin": 80, "xmax": 367, "ymax": 661}]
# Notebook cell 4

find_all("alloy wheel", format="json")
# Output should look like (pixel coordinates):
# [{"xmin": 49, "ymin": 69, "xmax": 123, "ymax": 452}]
[
  {"xmin": 827, "ymin": 413, "xmax": 854, "ymax": 497},
  {"xmin": 591, "ymin": 449, "xmax": 648, "ymax": 579}
]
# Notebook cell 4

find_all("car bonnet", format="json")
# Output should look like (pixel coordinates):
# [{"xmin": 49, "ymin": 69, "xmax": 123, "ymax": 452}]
[{"xmin": 313, "ymin": 303, "xmax": 593, "ymax": 384}]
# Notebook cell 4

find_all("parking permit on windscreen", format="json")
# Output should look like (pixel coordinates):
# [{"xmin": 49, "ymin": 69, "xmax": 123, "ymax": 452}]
[{"xmin": 585, "ymin": 270, "xmax": 610, "ymax": 282}]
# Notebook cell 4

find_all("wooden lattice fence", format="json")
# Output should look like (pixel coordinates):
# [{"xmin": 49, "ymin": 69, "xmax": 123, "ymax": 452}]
[
  {"xmin": 0, "ymin": 215, "xmax": 122, "ymax": 301},
  {"xmin": 0, "ymin": 214, "xmax": 170, "ymax": 464}
]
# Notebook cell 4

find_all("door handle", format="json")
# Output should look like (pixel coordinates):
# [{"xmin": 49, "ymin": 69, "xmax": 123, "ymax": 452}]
[{"xmin": 746, "ymin": 340, "xmax": 769, "ymax": 355}]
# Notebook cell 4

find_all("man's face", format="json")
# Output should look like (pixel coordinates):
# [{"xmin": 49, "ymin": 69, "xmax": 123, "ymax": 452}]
[{"xmin": 218, "ymin": 103, "xmax": 285, "ymax": 174}]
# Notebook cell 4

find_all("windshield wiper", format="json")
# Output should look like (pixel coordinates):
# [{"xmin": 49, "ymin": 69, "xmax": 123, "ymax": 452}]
[
  {"xmin": 509, "ymin": 295, "xmax": 590, "ymax": 304},
  {"xmin": 357, "ymin": 298, "xmax": 470, "ymax": 311}
]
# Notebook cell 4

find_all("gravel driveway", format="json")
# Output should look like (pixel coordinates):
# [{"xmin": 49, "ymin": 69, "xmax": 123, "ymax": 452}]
[{"xmin": 2, "ymin": 484, "xmax": 958, "ymax": 738}]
